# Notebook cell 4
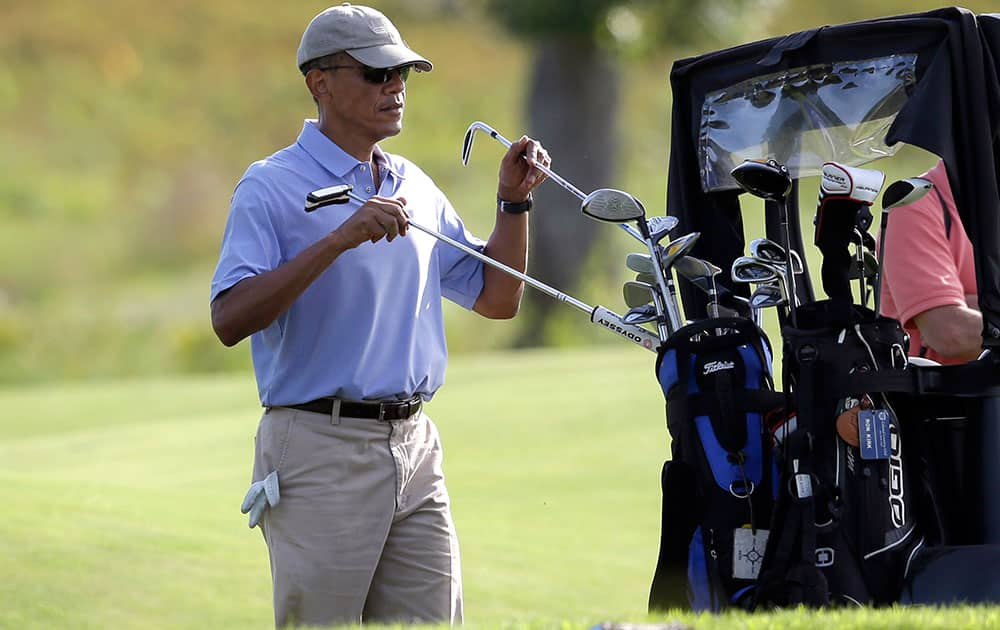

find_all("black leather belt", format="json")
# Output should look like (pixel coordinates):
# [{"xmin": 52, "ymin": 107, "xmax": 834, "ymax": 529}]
[{"xmin": 286, "ymin": 395, "xmax": 423, "ymax": 421}]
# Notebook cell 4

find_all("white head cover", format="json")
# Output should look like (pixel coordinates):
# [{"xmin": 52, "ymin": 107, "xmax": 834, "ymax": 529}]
[{"xmin": 820, "ymin": 162, "xmax": 886, "ymax": 205}]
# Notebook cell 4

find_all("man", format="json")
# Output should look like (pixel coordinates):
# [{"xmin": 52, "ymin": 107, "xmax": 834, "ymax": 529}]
[
  {"xmin": 880, "ymin": 159, "xmax": 982, "ymax": 364},
  {"xmin": 210, "ymin": 4, "xmax": 550, "ymax": 626}
]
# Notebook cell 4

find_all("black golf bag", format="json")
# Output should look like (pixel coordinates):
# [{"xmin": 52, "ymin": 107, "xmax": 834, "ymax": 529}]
[
  {"xmin": 755, "ymin": 300, "xmax": 926, "ymax": 607},
  {"xmin": 649, "ymin": 317, "xmax": 784, "ymax": 611}
]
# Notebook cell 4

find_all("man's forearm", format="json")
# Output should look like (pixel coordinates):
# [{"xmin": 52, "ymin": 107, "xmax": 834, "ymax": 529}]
[
  {"xmin": 473, "ymin": 209, "xmax": 528, "ymax": 319},
  {"xmin": 212, "ymin": 232, "xmax": 350, "ymax": 346},
  {"xmin": 915, "ymin": 303, "xmax": 983, "ymax": 361}
]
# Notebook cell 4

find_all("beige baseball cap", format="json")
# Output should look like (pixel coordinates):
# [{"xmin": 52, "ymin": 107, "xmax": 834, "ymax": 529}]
[{"xmin": 297, "ymin": 3, "xmax": 433, "ymax": 74}]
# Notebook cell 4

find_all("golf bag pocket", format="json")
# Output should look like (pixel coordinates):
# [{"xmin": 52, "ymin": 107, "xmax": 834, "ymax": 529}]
[{"xmin": 649, "ymin": 317, "xmax": 784, "ymax": 611}]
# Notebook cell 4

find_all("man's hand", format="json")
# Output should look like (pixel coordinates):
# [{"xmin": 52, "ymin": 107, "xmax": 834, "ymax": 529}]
[
  {"xmin": 333, "ymin": 195, "xmax": 410, "ymax": 248},
  {"xmin": 497, "ymin": 136, "xmax": 550, "ymax": 202}
]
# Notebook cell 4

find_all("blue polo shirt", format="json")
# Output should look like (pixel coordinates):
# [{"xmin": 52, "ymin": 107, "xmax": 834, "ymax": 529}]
[{"xmin": 211, "ymin": 120, "xmax": 486, "ymax": 405}]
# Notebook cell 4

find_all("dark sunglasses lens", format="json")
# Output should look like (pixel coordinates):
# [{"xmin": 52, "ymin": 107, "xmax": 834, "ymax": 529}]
[{"xmin": 361, "ymin": 65, "xmax": 411, "ymax": 84}]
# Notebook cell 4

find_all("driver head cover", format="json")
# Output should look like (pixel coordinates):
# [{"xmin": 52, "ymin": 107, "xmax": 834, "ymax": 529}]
[{"xmin": 819, "ymin": 162, "xmax": 885, "ymax": 205}]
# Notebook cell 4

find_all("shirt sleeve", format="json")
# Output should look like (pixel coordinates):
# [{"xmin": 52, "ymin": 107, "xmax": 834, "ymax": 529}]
[
  {"xmin": 881, "ymin": 193, "xmax": 967, "ymax": 328},
  {"xmin": 210, "ymin": 174, "xmax": 283, "ymax": 302},
  {"xmin": 435, "ymin": 192, "xmax": 486, "ymax": 310}
]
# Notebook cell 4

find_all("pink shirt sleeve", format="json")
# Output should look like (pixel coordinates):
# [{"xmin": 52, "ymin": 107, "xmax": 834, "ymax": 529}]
[{"xmin": 881, "ymin": 192, "xmax": 967, "ymax": 329}]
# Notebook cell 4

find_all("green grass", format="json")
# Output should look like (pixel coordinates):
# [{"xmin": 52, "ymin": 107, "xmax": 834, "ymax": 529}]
[{"xmin": 3, "ymin": 347, "xmax": 1000, "ymax": 629}]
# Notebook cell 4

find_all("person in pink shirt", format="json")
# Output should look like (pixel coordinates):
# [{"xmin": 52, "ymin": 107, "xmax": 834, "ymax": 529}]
[{"xmin": 879, "ymin": 159, "xmax": 982, "ymax": 364}]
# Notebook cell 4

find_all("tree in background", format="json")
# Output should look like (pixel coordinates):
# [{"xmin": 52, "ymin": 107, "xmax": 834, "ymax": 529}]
[{"xmin": 485, "ymin": 0, "xmax": 761, "ymax": 345}]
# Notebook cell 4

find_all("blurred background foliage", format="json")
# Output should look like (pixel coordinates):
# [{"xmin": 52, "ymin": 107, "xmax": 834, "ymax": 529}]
[{"xmin": 0, "ymin": 0, "xmax": 996, "ymax": 383}]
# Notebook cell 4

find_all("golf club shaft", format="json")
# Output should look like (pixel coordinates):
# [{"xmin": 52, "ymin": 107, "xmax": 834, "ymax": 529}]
[
  {"xmin": 779, "ymin": 199, "xmax": 798, "ymax": 327},
  {"xmin": 874, "ymin": 213, "xmax": 889, "ymax": 316},
  {"xmin": 346, "ymin": 192, "xmax": 658, "ymax": 351},
  {"xmin": 473, "ymin": 124, "xmax": 644, "ymax": 242}
]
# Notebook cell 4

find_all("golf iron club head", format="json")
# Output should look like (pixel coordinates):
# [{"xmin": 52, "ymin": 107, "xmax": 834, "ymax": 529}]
[
  {"xmin": 750, "ymin": 284, "xmax": 787, "ymax": 309},
  {"xmin": 732, "ymin": 256, "xmax": 781, "ymax": 284},
  {"xmin": 625, "ymin": 252, "xmax": 656, "ymax": 275},
  {"xmin": 462, "ymin": 121, "xmax": 509, "ymax": 166},
  {"xmin": 623, "ymin": 281, "xmax": 657, "ymax": 308},
  {"xmin": 622, "ymin": 303, "xmax": 659, "ymax": 325},
  {"xmin": 749, "ymin": 238, "xmax": 804, "ymax": 274}
]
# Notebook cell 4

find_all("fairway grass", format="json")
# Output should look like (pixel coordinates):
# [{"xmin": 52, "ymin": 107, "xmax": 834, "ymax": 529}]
[{"xmin": 2, "ymin": 347, "xmax": 999, "ymax": 629}]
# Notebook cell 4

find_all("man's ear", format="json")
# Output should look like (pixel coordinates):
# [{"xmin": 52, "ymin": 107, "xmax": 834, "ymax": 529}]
[{"xmin": 305, "ymin": 69, "xmax": 331, "ymax": 102}]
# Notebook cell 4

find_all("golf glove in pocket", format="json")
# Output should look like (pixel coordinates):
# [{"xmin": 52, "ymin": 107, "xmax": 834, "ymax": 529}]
[{"xmin": 240, "ymin": 470, "xmax": 280, "ymax": 528}]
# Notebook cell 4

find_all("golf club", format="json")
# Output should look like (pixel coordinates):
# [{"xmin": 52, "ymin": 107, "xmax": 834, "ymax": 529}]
[
  {"xmin": 582, "ymin": 188, "xmax": 683, "ymax": 339},
  {"xmin": 874, "ymin": 177, "xmax": 934, "ymax": 315},
  {"xmin": 304, "ymin": 185, "xmax": 661, "ymax": 352},
  {"xmin": 731, "ymin": 158, "xmax": 797, "ymax": 325},
  {"xmin": 462, "ymin": 120, "xmax": 646, "ymax": 243},
  {"xmin": 749, "ymin": 238, "xmax": 803, "ymax": 274},
  {"xmin": 674, "ymin": 256, "xmax": 722, "ymax": 319},
  {"xmin": 623, "ymin": 280, "xmax": 657, "ymax": 308}
]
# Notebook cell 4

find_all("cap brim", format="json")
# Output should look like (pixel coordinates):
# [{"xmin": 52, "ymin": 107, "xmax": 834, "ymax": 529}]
[{"xmin": 347, "ymin": 45, "xmax": 432, "ymax": 72}]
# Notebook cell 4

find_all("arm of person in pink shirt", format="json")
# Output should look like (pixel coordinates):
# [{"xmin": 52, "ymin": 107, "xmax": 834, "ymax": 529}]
[{"xmin": 882, "ymin": 194, "xmax": 981, "ymax": 361}]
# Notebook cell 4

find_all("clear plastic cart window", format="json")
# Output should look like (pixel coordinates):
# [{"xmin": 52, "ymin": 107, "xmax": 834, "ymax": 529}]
[{"xmin": 698, "ymin": 54, "xmax": 917, "ymax": 192}]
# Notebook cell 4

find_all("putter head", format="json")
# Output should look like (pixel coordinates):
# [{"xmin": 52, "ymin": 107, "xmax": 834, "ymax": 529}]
[
  {"xmin": 623, "ymin": 281, "xmax": 656, "ymax": 308},
  {"xmin": 625, "ymin": 252, "xmax": 655, "ymax": 275},
  {"xmin": 581, "ymin": 188, "xmax": 645, "ymax": 223},
  {"xmin": 461, "ymin": 121, "xmax": 496, "ymax": 166},
  {"xmin": 305, "ymin": 185, "xmax": 353, "ymax": 212},
  {"xmin": 882, "ymin": 177, "xmax": 933, "ymax": 211},
  {"xmin": 731, "ymin": 158, "xmax": 792, "ymax": 200},
  {"xmin": 732, "ymin": 256, "xmax": 780, "ymax": 284},
  {"xmin": 648, "ymin": 216, "xmax": 680, "ymax": 244}
]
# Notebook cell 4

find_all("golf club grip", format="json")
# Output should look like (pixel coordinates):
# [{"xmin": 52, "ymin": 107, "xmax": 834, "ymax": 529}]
[{"xmin": 590, "ymin": 305, "xmax": 659, "ymax": 352}]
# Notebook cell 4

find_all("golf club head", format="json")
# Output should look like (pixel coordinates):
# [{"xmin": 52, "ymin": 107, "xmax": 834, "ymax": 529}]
[
  {"xmin": 305, "ymin": 185, "xmax": 353, "ymax": 212},
  {"xmin": 461, "ymin": 121, "xmax": 503, "ymax": 166},
  {"xmin": 648, "ymin": 216, "xmax": 680, "ymax": 244},
  {"xmin": 674, "ymin": 256, "xmax": 721, "ymax": 281},
  {"xmin": 731, "ymin": 159, "xmax": 792, "ymax": 200},
  {"xmin": 635, "ymin": 272, "xmax": 657, "ymax": 286},
  {"xmin": 750, "ymin": 284, "xmax": 787, "ymax": 309},
  {"xmin": 582, "ymin": 188, "xmax": 645, "ymax": 223},
  {"xmin": 749, "ymin": 238, "xmax": 804, "ymax": 274},
  {"xmin": 659, "ymin": 232, "xmax": 701, "ymax": 269},
  {"xmin": 732, "ymin": 256, "xmax": 780, "ymax": 284},
  {"xmin": 622, "ymin": 303, "xmax": 658, "ymax": 325},
  {"xmin": 625, "ymin": 252, "xmax": 655, "ymax": 275},
  {"xmin": 847, "ymin": 250, "xmax": 879, "ymax": 280},
  {"xmin": 882, "ymin": 177, "xmax": 934, "ymax": 211},
  {"xmin": 623, "ymin": 281, "xmax": 656, "ymax": 308}
]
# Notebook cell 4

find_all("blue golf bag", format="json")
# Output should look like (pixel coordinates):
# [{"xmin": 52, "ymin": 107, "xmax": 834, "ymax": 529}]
[{"xmin": 648, "ymin": 317, "xmax": 784, "ymax": 611}]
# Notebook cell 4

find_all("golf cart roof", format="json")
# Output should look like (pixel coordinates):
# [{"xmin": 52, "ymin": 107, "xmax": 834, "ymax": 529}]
[{"xmin": 666, "ymin": 7, "xmax": 1000, "ymax": 347}]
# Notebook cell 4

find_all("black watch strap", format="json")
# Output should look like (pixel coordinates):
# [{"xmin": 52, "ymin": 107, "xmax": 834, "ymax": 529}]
[{"xmin": 497, "ymin": 193, "xmax": 532, "ymax": 214}]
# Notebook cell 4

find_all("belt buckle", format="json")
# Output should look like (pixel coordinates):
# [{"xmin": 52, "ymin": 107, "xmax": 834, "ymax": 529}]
[{"xmin": 378, "ymin": 402, "xmax": 387, "ymax": 422}]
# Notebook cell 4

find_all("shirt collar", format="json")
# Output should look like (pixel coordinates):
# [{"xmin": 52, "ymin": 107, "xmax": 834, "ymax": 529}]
[{"xmin": 296, "ymin": 120, "xmax": 403, "ymax": 181}]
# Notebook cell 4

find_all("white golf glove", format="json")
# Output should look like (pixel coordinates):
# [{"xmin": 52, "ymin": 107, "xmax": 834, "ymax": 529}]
[{"xmin": 240, "ymin": 470, "xmax": 280, "ymax": 529}]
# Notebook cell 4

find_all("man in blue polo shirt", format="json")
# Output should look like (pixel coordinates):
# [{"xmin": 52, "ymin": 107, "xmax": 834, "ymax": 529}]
[{"xmin": 210, "ymin": 4, "xmax": 550, "ymax": 627}]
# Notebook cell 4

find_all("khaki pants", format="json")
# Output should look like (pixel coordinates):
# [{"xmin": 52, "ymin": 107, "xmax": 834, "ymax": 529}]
[{"xmin": 252, "ymin": 406, "xmax": 463, "ymax": 627}]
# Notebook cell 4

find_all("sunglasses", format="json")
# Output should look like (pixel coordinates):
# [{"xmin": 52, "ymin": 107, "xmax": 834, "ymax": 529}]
[{"xmin": 318, "ymin": 64, "xmax": 412, "ymax": 84}]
